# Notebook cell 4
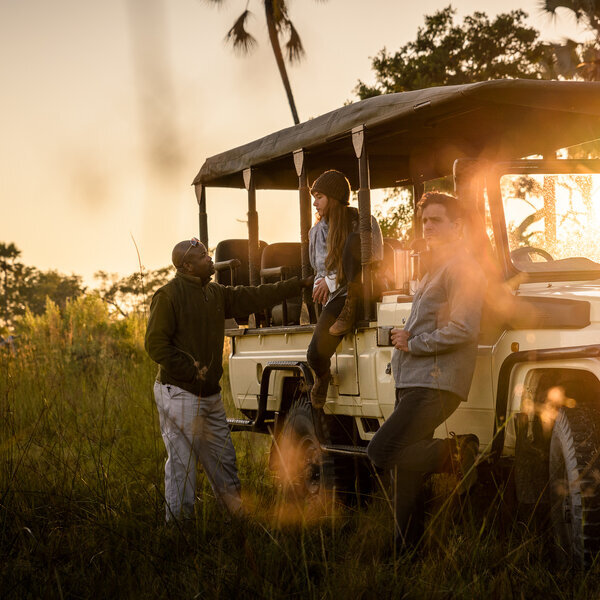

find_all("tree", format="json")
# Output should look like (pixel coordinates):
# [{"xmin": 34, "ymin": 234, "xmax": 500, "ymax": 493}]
[
  {"xmin": 355, "ymin": 7, "xmax": 551, "ymax": 99},
  {"xmin": 0, "ymin": 243, "xmax": 30, "ymax": 328},
  {"xmin": 375, "ymin": 189, "xmax": 414, "ymax": 241},
  {"xmin": 205, "ymin": 0, "xmax": 326, "ymax": 125},
  {"xmin": 354, "ymin": 7, "xmax": 556, "ymax": 242},
  {"xmin": 22, "ymin": 271, "xmax": 85, "ymax": 317},
  {"xmin": 541, "ymin": 1, "xmax": 600, "ymax": 80},
  {"xmin": 94, "ymin": 266, "xmax": 172, "ymax": 318},
  {"xmin": 0, "ymin": 243, "xmax": 85, "ymax": 330}
]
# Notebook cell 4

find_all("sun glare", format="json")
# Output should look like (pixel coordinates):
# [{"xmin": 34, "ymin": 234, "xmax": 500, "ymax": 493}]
[{"xmin": 501, "ymin": 173, "xmax": 600, "ymax": 269}]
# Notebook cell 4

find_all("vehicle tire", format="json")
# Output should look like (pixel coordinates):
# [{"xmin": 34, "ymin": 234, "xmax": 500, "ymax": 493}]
[
  {"xmin": 514, "ymin": 412, "xmax": 549, "ymax": 507},
  {"xmin": 549, "ymin": 404, "xmax": 600, "ymax": 569},
  {"xmin": 272, "ymin": 395, "xmax": 335, "ymax": 501},
  {"xmin": 325, "ymin": 416, "xmax": 374, "ymax": 505}
]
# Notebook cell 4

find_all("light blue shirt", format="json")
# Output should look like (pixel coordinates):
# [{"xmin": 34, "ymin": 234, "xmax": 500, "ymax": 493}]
[{"xmin": 309, "ymin": 213, "xmax": 383, "ymax": 295}]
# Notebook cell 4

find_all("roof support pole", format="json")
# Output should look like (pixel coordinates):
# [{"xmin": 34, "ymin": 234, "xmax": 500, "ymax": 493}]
[
  {"xmin": 294, "ymin": 149, "xmax": 314, "ymax": 324},
  {"xmin": 453, "ymin": 159, "xmax": 500, "ymax": 283},
  {"xmin": 243, "ymin": 168, "xmax": 260, "ymax": 286},
  {"xmin": 352, "ymin": 126, "xmax": 374, "ymax": 321},
  {"xmin": 412, "ymin": 181, "xmax": 424, "ymax": 239},
  {"xmin": 543, "ymin": 151, "xmax": 558, "ymax": 246},
  {"xmin": 195, "ymin": 184, "xmax": 208, "ymax": 249}
]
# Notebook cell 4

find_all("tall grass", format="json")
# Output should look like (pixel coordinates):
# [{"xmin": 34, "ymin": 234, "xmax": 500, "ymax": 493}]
[{"xmin": 1, "ymin": 297, "xmax": 599, "ymax": 598}]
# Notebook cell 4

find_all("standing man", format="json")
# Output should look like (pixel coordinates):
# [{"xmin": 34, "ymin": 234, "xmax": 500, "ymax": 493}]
[
  {"xmin": 145, "ymin": 237, "xmax": 313, "ymax": 521},
  {"xmin": 367, "ymin": 192, "xmax": 486, "ymax": 548}
]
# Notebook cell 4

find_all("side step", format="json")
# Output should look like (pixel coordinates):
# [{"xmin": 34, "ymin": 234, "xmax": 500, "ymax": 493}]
[
  {"xmin": 227, "ymin": 361, "xmax": 313, "ymax": 434},
  {"xmin": 321, "ymin": 443, "xmax": 369, "ymax": 458},
  {"xmin": 227, "ymin": 419, "xmax": 371, "ymax": 459},
  {"xmin": 227, "ymin": 418, "xmax": 254, "ymax": 432},
  {"xmin": 227, "ymin": 417, "xmax": 272, "ymax": 433}
]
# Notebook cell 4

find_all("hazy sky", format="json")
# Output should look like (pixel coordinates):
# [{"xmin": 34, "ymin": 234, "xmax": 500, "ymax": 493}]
[{"xmin": 0, "ymin": 0, "xmax": 589, "ymax": 284}]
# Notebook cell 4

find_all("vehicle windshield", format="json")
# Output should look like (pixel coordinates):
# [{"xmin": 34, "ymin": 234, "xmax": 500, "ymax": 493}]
[{"xmin": 500, "ymin": 172, "xmax": 600, "ymax": 275}]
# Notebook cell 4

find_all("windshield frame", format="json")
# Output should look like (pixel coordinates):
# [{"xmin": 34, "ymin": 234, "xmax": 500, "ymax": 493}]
[{"xmin": 488, "ymin": 159, "xmax": 600, "ymax": 283}]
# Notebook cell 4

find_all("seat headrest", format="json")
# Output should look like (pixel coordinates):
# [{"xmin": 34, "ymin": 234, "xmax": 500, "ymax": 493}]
[{"xmin": 260, "ymin": 242, "xmax": 301, "ymax": 270}]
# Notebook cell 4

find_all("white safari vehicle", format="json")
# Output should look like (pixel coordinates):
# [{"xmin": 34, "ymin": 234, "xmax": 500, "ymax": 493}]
[{"xmin": 193, "ymin": 80, "xmax": 600, "ymax": 567}]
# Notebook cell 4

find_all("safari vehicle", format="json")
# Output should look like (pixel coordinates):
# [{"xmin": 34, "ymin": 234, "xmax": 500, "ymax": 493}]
[{"xmin": 193, "ymin": 80, "xmax": 600, "ymax": 567}]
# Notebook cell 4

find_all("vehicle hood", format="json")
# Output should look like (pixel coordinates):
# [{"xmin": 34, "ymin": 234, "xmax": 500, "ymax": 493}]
[{"xmin": 518, "ymin": 280, "xmax": 600, "ymax": 322}]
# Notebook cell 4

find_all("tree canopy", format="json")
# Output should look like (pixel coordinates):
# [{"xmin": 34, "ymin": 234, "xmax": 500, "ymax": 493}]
[
  {"xmin": 0, "ymin": 242, "xmax": 85, "ymax": 331},
  {"xmin": 94, "ymin": 267, "xmax": 172, "ymax": 318},
  {"xmin": 0, "ymin": 242, "xmax": 172, "ymax": 332},
  {"xmin": 541, "ymin": 1, "xmax": 600, "ymax": 81},
  {"xmin": 355, "ymin": 7, "xmax": 552, "ymax": 99},
  {"xmin": 355, "ymin": 6, "xmax": 565, "ymax": 242}
]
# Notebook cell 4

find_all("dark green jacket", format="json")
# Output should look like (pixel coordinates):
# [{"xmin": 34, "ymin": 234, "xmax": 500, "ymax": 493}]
[{"xmin": 145, "ymin": 272, "xmax": 302, "ymax": 397}]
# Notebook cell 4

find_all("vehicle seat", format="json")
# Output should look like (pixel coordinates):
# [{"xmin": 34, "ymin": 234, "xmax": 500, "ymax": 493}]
[
  {"xmin": 260, "ymin": 242, "xmax": 302, "ymax": 326},
  {"xmin": 214, "ymin": 238, "xmax": 268, "ymax": 286},
  {"xmin": 383, "ymin": 237, "xmax": 403, "ymax": 250},
  {"xmin": 214, "ymin": 238, "xmax": 268, "ymax": 326}
]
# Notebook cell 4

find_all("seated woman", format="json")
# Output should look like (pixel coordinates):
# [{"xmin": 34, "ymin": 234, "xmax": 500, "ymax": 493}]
[{"xmin": 307, "ymin": 170, "xmax": 383, "ymax": 408}]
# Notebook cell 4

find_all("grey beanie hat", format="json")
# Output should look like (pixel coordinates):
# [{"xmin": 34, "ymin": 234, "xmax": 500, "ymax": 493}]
[{"xmin": 310, "ymin": 170, "xmax": 351, "ymax": 205}]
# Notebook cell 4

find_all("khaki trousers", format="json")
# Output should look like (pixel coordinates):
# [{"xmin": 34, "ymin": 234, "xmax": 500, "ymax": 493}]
[{"xmin": 153, "ymin": 382, "xmax": 242, "ymax": 521}]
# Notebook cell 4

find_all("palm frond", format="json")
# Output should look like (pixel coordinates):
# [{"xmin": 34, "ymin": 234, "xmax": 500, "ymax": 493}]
[
  {"xmin": 272, "ymin": 0, "xmax": 289, "ymax": 22},
  {"xmin": 284, "ymin": 19, "xmax": 305, "ymax": 63},
  {"xmin": 225, "ymin": 10, "xmax": 257, "ymax": 54},
  {"xmin": 549, "ymin": 38, "xmax": 581, "ymax": 77},
  {"xmin": 541, "ymin": 1, "xmax": 581, "ymax": 16},
  {"xmin": 578, "ymin": 43, "xmax": 600, "ymax": 80},
  {"xmin": 269, "ymin": 0, "xmax": 290, "ymax": 33},
  {"xmin": 540, "ymin": 0, "xmax": 599, "ymax": 23}
]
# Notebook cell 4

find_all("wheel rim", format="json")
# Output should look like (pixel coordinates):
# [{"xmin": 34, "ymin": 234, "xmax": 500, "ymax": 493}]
[{"xmin": 300, "ymin": 435, "xmax": 322, "ymax": 496}]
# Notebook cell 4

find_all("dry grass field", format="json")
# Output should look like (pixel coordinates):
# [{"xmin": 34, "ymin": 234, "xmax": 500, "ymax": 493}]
[{"xmin": 2, "ymin": 297, "xmax": 600, "ymax": 598}]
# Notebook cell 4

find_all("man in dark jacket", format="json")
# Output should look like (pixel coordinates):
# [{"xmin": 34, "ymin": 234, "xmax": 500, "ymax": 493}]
[{"xmin": 145, "ymin": 237, "xmax": 312, "ymax": 521}]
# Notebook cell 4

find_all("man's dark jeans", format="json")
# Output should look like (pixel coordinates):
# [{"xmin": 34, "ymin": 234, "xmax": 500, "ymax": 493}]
[{"xmin": 367, "ymin": 387, "xmax": 462, "ymax": 546}]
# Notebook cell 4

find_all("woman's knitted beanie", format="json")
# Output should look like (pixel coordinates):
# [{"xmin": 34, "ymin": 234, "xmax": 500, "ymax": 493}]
[{"xmin": 310, "ymin": 170, "xmax": 351, "ymax": 205}]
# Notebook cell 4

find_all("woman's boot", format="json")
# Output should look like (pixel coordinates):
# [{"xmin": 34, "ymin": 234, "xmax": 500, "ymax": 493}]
[
  {"xmin": 328, "ymin": 282, "xmax": 360, "ymax": 336},
  {"xmin": 311, "ymin": 371, "xmax": 331, "ymax": 409}
]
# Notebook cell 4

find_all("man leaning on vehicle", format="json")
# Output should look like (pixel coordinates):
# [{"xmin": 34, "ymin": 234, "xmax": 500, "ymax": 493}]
[
  {"xmin": 145, "ymin": 237, "xmax": 313, "ymax": 522},
  {"xmin": 367, "ymin": 192, "xmax": 486, "ymax": 550}
]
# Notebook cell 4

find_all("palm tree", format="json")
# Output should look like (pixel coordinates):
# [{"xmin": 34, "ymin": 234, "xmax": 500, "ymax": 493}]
[
  {"xmin": 206, "ymin": 0, "xmax": 325, "ymax": 125},
  {"xmin": 541, "ymin": 1, "xmax": 600, "ymax": 80}
]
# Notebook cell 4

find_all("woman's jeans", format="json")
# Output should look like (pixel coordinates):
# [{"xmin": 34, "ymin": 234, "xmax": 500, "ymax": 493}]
[{"xmin": 307, "ymin": 233, "xmax": 361, "ymax": 377}]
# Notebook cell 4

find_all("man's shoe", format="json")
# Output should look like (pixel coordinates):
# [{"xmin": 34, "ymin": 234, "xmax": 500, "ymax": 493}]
[
  {"xmin": 448, "ymin": 433, "xmax": 479, "ymax": 495},
  {"xmin": 311, "ymin": 372, "xmax": 331, "ymax": 409},
  {"xmin": 328, "ymin": 283, "xmax": 360, "ymax": 336}
]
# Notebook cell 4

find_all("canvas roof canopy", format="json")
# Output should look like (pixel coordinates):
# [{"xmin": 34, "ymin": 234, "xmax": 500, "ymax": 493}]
[{"xmin": 193, "ymin": 79, "xmax": 600, "ymax": 191}]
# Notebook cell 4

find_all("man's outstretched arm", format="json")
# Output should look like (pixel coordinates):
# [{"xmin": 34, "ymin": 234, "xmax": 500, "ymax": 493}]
[{"xmin": 222, "ymin": 276, "xmax": 314, "ymax": 319}]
